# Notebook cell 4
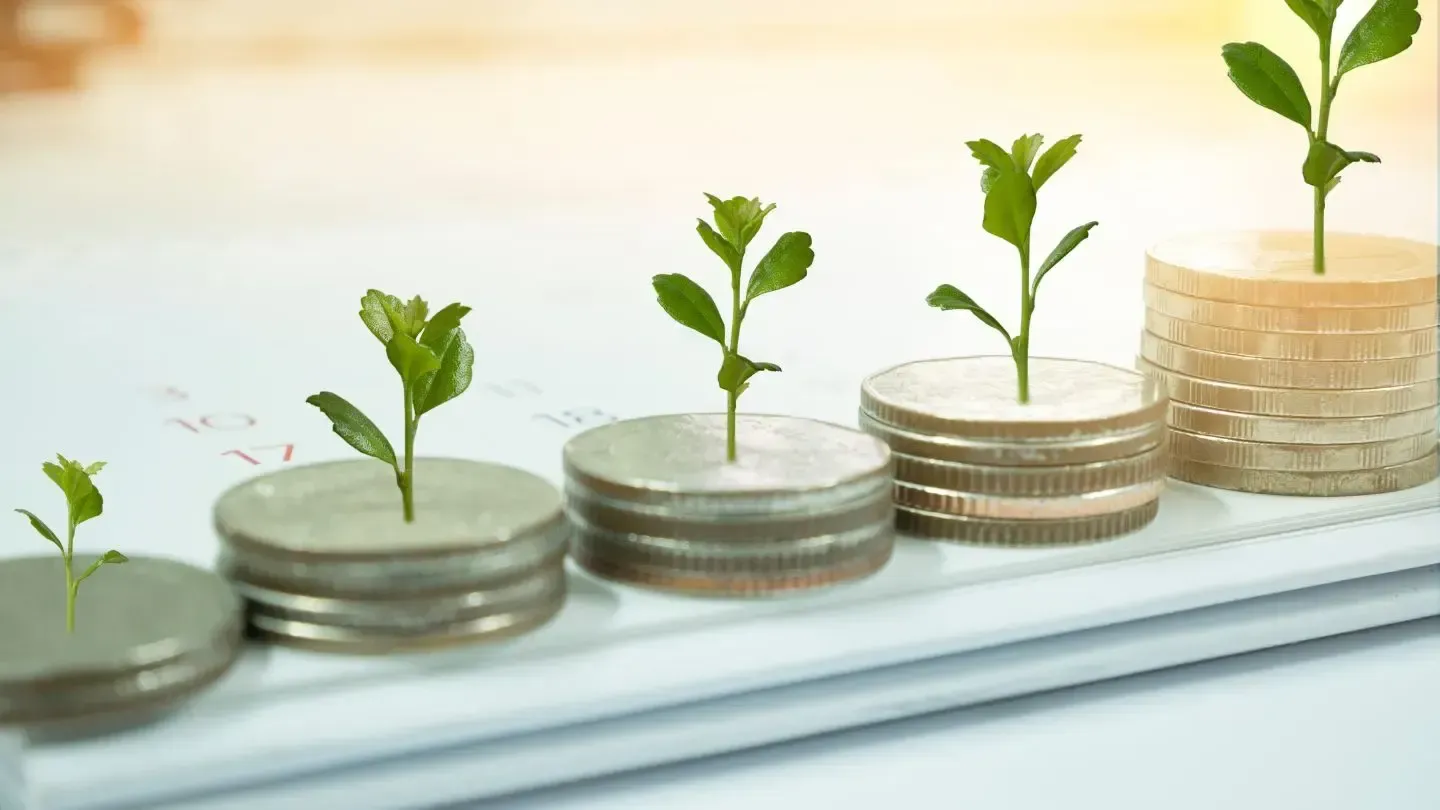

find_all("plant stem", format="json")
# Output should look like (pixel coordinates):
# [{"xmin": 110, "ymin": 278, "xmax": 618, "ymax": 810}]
[
  {"xmin": 1015, "ymin": 246, "xmax": 1033, "ymax": 405},
  {"xmin": 401, "ymin": 382, "xmax": 417, "ymax": 522},
  {"xmin": 725, "ymin": 272, "xmax": 743, "ymax": 463},
  {"xmin": 1313, "ymin": 35, "xmax": 1336, "ymax": 276},
  {"xmin": 64, "ymin": 524, "xmax": 75, "ymax": 633}
]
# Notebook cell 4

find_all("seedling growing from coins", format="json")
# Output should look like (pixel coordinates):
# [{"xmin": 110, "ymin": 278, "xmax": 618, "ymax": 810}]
[
  {"xmin": 1221, "ymin": 0, "xmax": 1422, "ymax": 275},
  {"xmin": 14, "ymin": 455, "xmax": 128, "ymax": 634},
  {"xmin": 927, "ymin": 134, "xmax": 1099, "ymax": 405},
  {"xmin": 652, "ymin": 194, "xmax": 815, "ymax": 461},
  {"xmin": 307, "ymin": 290, "xmax": 475, "ymax": 522}
]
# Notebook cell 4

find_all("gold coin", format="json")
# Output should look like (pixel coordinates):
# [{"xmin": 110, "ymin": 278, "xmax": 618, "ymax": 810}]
[
  {"xmin": 860, "ymin": 356, "xmax": 1166, "ymax": 440},
  {"xmin": 894, "ymin": 480, "xmax": 1165, "ymax": 520},
  {"xmin": 1168, "ymin": 451, "xmax": 1439, "ymax": 496},
  {"xmin": 1143, "ymin": 285, "xmax": 1440, "ymax": 334},
  {"xmin": 1138, "ymin": 360, "xmax": 1440, "ymax": 417},
  {"xmin": 1140, "ymin": 332, "xmax": 1438, "ymax": 389},
  {"xmin": 896, "ymin": 499, "xmax": 1160, "ymax": 546},
  {"xmin": 860, "ymin": 411, "xmax": 1166, "ymax": 468},
  {"xmin": 1167, "ymin": 426, "xmax": 1436, "ymax": 472},
  {"xmin": 1144, "ymin": 309, "xmax": 1437, "ymax": 361},
  {"xmin": 1167, "ymin": 402, "xmax": 1438, "ymax": 444},
  {"xmin": 892, "ymin": 444, "xmax": 1167, "ymax": 496},
  {"xmin": 1147, "ymin": 230, "xmax": 1438, "ymax": 307}
]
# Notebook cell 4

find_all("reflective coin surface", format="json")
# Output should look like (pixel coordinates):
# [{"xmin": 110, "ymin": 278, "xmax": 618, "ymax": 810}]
[
  {"xmin": 1144, "ymin": 309, "xmax": 1437, "ymax": 360},
  {"xmin": 1141, "ymin": 332, "xmax": 1438, "ymax": 389},
  {"xmin": 893, "ymin": 480, "xmax": 1165, "ymax": 520},
  {"xmin": 1142, "ymin": 285, "xmax": 1439, "ymax": 334},
  {"xmin": 1168, "ymin": 451, "xmax": 1440, "ymax": 496},
  {"xmin": 891, "ymin": 443, "xmax": 1167, "ymax": 497},
  {"xmin": 1166, "ymin": 402, "xmax": 1439, "ymax": 445},
  {"xmin": 896, "ymin": 499, "xmax": 1161, "ymax": 546},
  {"xmin": 1139, "ymin": 361, "xmax": 1440, "ymax": 417},
  {"xmin": 1167, "ymin": 427, "xmax": 1437, "ymax": 472}
]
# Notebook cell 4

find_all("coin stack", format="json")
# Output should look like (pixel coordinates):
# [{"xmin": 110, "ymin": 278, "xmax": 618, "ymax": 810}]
[
  {"xmin": 1139, "ymin": 231, "xmax": 1439, "ymax": 496},
  {"xmin": 0, "ymin": 555, "xmax": 243, "ymax": 729},
  {"xmin": 859, "ymin": 356, "xmax": 1169, "ymax": 545},
  {"xmin": 214, "ymin": 458, "xmax": 570, "ymax": 654},
  {"xmin": 564, "ymin": 413, "xmax": 895, "ymax": 596}
]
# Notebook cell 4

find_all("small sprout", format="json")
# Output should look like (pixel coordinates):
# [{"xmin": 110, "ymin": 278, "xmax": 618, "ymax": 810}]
[
  {"xmin": 307, "ymin": 290, "xmax": 475, "ymax": 522},
  {"xmin": 652, "ymin": 193, "xmax": 815, "ymax": 461},
  {"xmin": 14, "ymin": 455, "xmax": 128, "ymax": 634},
  {"xmin": 927, "ymin": 134, "xmax": 1098, "ymax": 405},
  {"xmin": 1221, "ymin": 0, "xmax": 1422, "ymax": 274}
]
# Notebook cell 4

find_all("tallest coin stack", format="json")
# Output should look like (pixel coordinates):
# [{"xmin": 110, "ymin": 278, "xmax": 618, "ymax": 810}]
[{"xmin": 1138, "ymin": 231, "xmax": 1439, "ymax": 496}]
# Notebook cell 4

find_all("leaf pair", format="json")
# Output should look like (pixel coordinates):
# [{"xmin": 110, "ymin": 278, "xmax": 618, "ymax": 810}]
[{"xmin": 968, "ymin": 133, "xmax": 1080, "ymax": 252}]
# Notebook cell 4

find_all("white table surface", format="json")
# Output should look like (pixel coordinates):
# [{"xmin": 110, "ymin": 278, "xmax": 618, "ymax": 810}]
[{"xmin": 476, "ymin": 615, "xmax": 1440, "ymax": 810}]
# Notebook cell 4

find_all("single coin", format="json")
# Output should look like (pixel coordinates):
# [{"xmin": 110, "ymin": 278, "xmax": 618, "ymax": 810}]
[
  {"xmin": 896, "ymin": 499, "xmax": 1160, "ymax": 546},
  {"xmin": 1168, "ymin": 450, "xmax": 1439, "ymax": 496},
  {"xmin": 1167, "ymin": 427, "xmax": 1436, "ymax": 472},
  {"xmin": 1167, "ymin": 402, "xmax": 1438, "ymax": 444},
  {"xmin": 562, "ymin": 414, "xmax": 892, "ymax": 515},
  {"xmin": 0, "ymin": 556, "xmax": 243, "ymax": 726},
  {"xmin": 859, "ymin": 411, "xmax": 1166, "ymax": 468},
  {"xmin": 1143, "ymin": 285, "xmax": 1439, "ymax": 333},
  {"xmin": 893, "ymin": 479, "xmax": 1165, "ymax": 520},
  {"xmin": 861, "ymin": 356, "xmax": 1166, "ymax": 441},
  {"xmin": 1144, "ymin": 309, "xmax": 1437, "ymax": 360},
  {"xmin": 1138, "ymin": 361, "xmax": 1440, "ymax": 417},
  {"xmin": 1146, "ymin": 230, "xmax": 1438, "ymax": 307},
  {"xmin": 245, "ymin": 596, "xmax": 565, "ymax": 655},
  {"xmin": 215, "ymin": 458, "xmax": 569, "ymax": 594},
  {"xmin": 891, "ymin": 443, "xmax": 1166, "ymax": 497},
  {"xmin": 1140, "ymin": 332, "xmax": 1438, "ymax": 389}
]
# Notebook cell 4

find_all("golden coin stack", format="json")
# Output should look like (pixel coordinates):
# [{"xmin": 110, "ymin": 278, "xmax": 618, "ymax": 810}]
[
  {"xmin": 859, "ymin": 356, "xmax": 1169, "ymax": 546},
  {"xmin": 1139, "ymin": 231, "xmax": 1440, "ymax": 496}
]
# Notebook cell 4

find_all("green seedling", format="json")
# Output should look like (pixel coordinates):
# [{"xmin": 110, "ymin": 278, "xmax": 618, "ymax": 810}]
[
  {"xmin": 14, "ymin": 455, "xmax": 128, "ymax": 634},
  {"xmin": 307, "ymin": 290, "xmax": 475, "ymax": 522},
  {"xmin": 926, "ymin": 134, "xmax": 1099, "ymax": 405},
  {"xmin": 1221, "ymin": 0, "xmax": 1422, "ymax": 275},
  {"xmin": 652, "ymin": 194, "xmax": 815, "ymax": 461}
]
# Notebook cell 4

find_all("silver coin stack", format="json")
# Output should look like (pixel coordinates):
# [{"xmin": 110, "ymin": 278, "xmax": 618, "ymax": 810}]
[
  {"xmin": 214, "ymin": 459, "xmax": 570, "ymax": 654},
  {"xmin": 860, "ymin": 356, "xmax": 1170, "ymax": 545},
  {"xmin": 563, "ymin": 413, "xmax": 895, "ymax": 596},
  {"xmin": 0, "ymin": 555, "xmax": 243, "ymax": 729}
]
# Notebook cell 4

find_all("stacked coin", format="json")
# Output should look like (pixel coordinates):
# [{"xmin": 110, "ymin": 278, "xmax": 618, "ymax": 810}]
[
  {"xmin": 859, "ymin": 356, "xmax": 1169, "ymax": 545},
  {"xmin": 214, "ymin": 458, "xmax": 569, "ymax": 654},
  {"xmin": 563, "ymin": 413, "xmax": 895, "ymax": 596},
  {"xmin": 1140, "ymin": 231, "xmax": 1439, "ymax": 496},
  {"xmin": 0, "ymin": 555, "xmax": 242, "ymax": 729}
]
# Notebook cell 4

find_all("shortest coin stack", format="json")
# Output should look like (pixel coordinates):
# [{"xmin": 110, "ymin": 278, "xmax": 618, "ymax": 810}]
[
  {"xmin": 564, "ymin": 413, "xmax": 896, "ymax": 596},
  {"xmin": 0, "ymin": 555, "xmax": 243, "ymax": 729},
  {"xmin": 860, "ymin": 356, "xmax": 1170, "ymax": 546},
  {"xmin": 214, "ymin": 458, "xmax": 570, "ymax": 654}
]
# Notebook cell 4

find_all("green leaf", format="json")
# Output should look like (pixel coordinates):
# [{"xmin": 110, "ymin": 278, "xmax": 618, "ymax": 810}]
[
  {"xmin": 1010, "ymin": 134, "xmax": 1045, "ymax": 173},
  {"xmin": 1338, "ymin": 0, "xmax": 1421, "ymax": 77},
  {"xmin": 1284, "ymin": 0, "xmax": 1334, "ymax": 38},
  {"xmin": 359, "ymin": 290, "xmax": 406, "ymax": 344},
  {"xmin": 1030, "ymin": 134, "xmax": 1083, "ymax": 191},
  {"xmin": 1302, "ymin": 139, "xmax": 1382, "ymax": 188},
  {"xmin": 717, "ymin": 353, "xmax": 781, "ymax": 393},
  {"xmin": 1221, "ymin": 42, "xmax": 1313, "ymax": 129},
  {"xmin": 305, "ymin": 391, "xmax": 398, "ymax": 466},
  {"xmin": 697, "ymin": 220, "xmax": 742, "ymax": 275},
  {"xmin": 413, "ymin": 316, "xmax": 475, "ymax": 416},
  {"xmin": 418, "ymin": 302, "xmax": 470, "ymax": 344},
  {"xmin": 968, "ymin": 139, "xmax": 1036, "ymax": 250},
  {"xmin": 744, "ymin": 232, "xmax": 814, "ymax": 304},
  {"xmin": 76, "ymin": 550, "xmax": 128, "ymax": 585},
  {"xmin": 1032, "ymin": 222, "xmax": 1099, "ymax": 301},
  {"xmin": 14, "ymin": 509, "xmax": 62, "ymax": 553},
  {"xmin": 83, "ymin": 461, "xmax": 106, "ymax": 475},
  {"xmin": 400, "ymin": 296, "xmax": 429, "ymax": 338},
  {"xmin": 703, "ymin": 194, "xmax": 776, "ymax": 250},
  {"xmin": 652, "ymin": 273, "xmax": 727, "ymax": 345},
  {"xmin": 385, "ymin": 331, "xmax": 442, "ymax": 385},
  {"xmin": 44, "ymin": 456, "xmax": 104, "ymax": 527},
  {"xmin": 980, "ymin": 167, "xmax": 1000, "ymax": 194},
  {"xmin": 925, "ymin": 284, "xmax": 1012, "ymax": 342}
]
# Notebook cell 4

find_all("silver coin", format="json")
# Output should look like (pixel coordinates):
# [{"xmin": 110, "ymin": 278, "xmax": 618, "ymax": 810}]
[
  {"xmin": 246, "ymin": 599, "xmax": 565, "ymax": 655},
  {"xmin": 861, "ymin": 356, "xmax": 1168, "ymax": 441},
  {"xmin": 896, "ymin": 499, "xmax": 1161, "ymax": 546},
  {"xmin": 0, "ymin": 556, "xmax": 242, "ymax": 726},
  {"xmin": 893, "ymin": 480, "xmax": 1166, "ymax": 520},
  {"xmin": 859, "ymin": 410, "xmax": 1166, "ymax": 468},
  {"xmin": 891, "ymin": 443, "xmax": 1167, "ymax": 497},
  {"xmin": 215, "ymin": 458, "xmax": 568, "ymax": 595}
]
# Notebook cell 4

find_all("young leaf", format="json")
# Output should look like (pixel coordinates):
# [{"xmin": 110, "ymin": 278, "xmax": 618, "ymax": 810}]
[
  {"xmin": 385, "ymin": 331, "xmax": 442, "ymax": 385},
  {"xmin": 1302, "ymin": 140, "xmax": 1382, "ymax": 188},
  {"xmin": 413, "ymin": 324, "xmax": 475, "ymax": 416},
  {"xmin": 697, "ymin": 220, "xmax": 741, "ymax": 274},
  {"xmin": 359, "ymin": 290, "xmax": 405, "ymax": 344},
  {"xmin": 1284, "ymin": 0, "xmax": 1334, "ymax": 37},
  {"xmin": 83, "ymin": 461, "xmax": 106, "ymax": 475},
  {"xmin": 1337, "ymin": 0, "xmax": 1421, "ymax": 77},
  {"xmin": 1032, "ymin": 222, "xmax": 1100, "ymax": 301},
  {"xmin": 717, "ymin": 353, "xmax": 781, "ymax": 393},
  {"xmin": 76, "ymin": 550, "xmax": 128, "ymax": 584},
  {"xmin": 925, "ymin": 284, "xmax": 1013, "ymax": 342},
  {"xmin": 46, "ymin": 457, "xmax": 104, "ymax": 527},
  {"xmin": 744, "ymin": 232, "xmax": 814, "ymax": 304},
  {"xmin": 400, "ymin": 296, "xmax": 429, "ymax": 337},
  {"xmin": 305, "ymin": 391, "xmax": 398, "ymax": 466},
  {"xmin": 1011, "ymin": 134, "xmax": 1045, "ymax": 173},
  {"xmin": 14, "ymin": 509, "xmax": 63, "ymax": 553},
  {"xmin": 968, "ymin": 139, "xmax": 1037, "ymax": 250},
  {"xmin": 418, "ymin": 302, "xmax": 471, "ymax": 343},
  {"xmin": 705, "ymin": 195, "xmax": 775, "ymax": 250},
  {"xmin": 1030, "ymin": 134, "xmax": 1083, "ymax": 191},
  {"xmin": 1221, "ymin": 42, "xmax": 1313, "ymax": 128},
  {"xmin": 737, "ymin": 199, "xmax": 777, "ymax": 250},
  {"xmin": 652, "ymin": 273, "xmax": 727, "ymax": 345}
]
